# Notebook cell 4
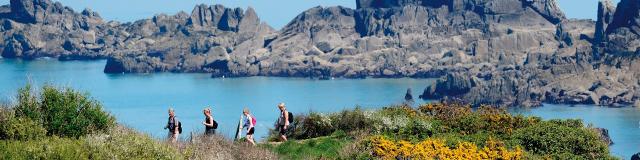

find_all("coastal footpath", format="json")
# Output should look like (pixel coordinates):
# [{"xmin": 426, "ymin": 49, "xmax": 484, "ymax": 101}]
[{"xmin": 0, "ymin": 0, "xmax": 639, "ymax": 107}]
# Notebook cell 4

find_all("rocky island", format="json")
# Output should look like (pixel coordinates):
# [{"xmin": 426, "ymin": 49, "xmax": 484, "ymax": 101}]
[{"xmin": 0, "ymin": 0, "xmax": 639, "ymax": 107}]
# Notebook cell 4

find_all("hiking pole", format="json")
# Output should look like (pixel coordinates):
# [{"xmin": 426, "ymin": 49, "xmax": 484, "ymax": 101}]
[{"xmin": 234, "ymin": 114, "xmax": 244, "ymax": 141}]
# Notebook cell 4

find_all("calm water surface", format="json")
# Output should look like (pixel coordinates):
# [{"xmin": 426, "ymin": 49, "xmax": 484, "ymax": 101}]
[{"xmin": 0, "ymin": 58, "xmax": 638, "ymax": 158}]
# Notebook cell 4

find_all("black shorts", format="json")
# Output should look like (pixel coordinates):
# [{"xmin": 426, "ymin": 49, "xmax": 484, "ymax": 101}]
[
  {"xmin": 279, "ymin": 125, "xmax": 287, "ymax": 135},
  {"xmin": 205, "ymin": 129, "xmax": 216, "ymax": 135},
  {"xmin": 247, "ymin": 127, "xmax": 255, "ymax": 135}
]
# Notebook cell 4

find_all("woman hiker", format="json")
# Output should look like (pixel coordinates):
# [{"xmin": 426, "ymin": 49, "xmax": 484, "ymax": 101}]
[
  {"xmin": 243, "ymin": 108, "xmax": 257, "ymax": 146},
  {"xmin": 164, "ymin": 108, "xmax": 180, "ymax": 143},
  {"xmin": 202, "ymin": 107, "xmax": 216, "ymax": 135},
  {"xmin": 277, "ymin": 103, "xmax": 290, "ymax": 142}
]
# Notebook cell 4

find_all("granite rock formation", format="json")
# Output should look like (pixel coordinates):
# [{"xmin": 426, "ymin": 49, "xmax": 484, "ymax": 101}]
[
  {"xmin": 103, "ymin": 5, "xmax": 274, "ymax": 73},
  {"xmin": 418, "ymin": 0, "xmax": 640, "ymax": 107},
  {"xmin": 0, "ymin": 0, "xmax": 105, "ymax": 59},
  {"xmin": 1, "ymin": 0, "xmax": 640, "ymax": 107}
]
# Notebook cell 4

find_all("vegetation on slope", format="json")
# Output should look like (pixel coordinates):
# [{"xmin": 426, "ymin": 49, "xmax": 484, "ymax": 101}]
[
  {"xmin": 0, "ymin": 84, "xmax": 616, "ymax": 159},
  {"xmin": 0, "ymin": 84, "xmax": 276, "ymax": 160},
  {"xmin": 267, "ymin": 104, "xmax": 616, "ymax": 159}
]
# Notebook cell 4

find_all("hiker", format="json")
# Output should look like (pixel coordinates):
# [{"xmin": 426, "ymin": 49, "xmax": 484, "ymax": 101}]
[
  {"xmin": 164, "ymin": 108, "xmax": 180, "ymax": 143},
  {"xmin": 202, "ymin": 107, "xmax": 217, "ymax": 135},
  {"xmin": 277, "ymin": 103, "xmax": 290, "ymax": 142},
  {"xmin": 243, "ymin": 108, "xmax": 257, "ymax": 146}
]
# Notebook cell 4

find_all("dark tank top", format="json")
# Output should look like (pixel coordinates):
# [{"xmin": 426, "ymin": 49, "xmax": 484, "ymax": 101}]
[{"xmin": 205, "ymin": 116, "xmax": 215, "ymax": 132}]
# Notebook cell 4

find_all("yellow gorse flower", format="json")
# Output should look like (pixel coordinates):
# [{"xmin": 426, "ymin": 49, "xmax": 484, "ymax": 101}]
[{"xmin": 369, "ymin": 136, "xmax": 523, "ymax": 160}]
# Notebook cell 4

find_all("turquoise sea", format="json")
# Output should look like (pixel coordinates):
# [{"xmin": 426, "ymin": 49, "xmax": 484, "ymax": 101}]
[{"xmin": 0, "ymin": 58, "xmax": 638, "ymax": 158}]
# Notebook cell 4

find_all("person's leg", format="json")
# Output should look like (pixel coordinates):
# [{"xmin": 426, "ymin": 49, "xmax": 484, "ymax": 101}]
[
  {"xmin": 247, "ymin": 134, "xmax": 256, "ymax": 146},
  {"xmin": 172, "ymin": 133, "xmax": 179, "ymax": 143},
  {"xmin": 279, "ymin": 125, "xmax": 288, "ymax": 141}
]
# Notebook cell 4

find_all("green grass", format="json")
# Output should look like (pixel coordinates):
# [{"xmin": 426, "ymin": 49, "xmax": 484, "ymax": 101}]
[
  {"xmin": 263, "ymin": 131, "xmax": 352, "ymax": 160},
  {"xmin": 0, "ymin": 126, "xmax": 182, "ymax": 160}
]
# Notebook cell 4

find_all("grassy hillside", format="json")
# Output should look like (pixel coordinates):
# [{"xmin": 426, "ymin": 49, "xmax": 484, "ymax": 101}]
[
  {"xmin": 0, "ymin": 85, "xmax": 276, "ymax": 160},
  {"xmin": 0, "ymin": 85, "xmax": 617, "ymax": 159}
]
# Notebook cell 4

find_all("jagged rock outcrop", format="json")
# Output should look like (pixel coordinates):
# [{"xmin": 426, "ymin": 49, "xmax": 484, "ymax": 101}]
[
  {"xmin": 2, "ymin": 0, "xmax": 640, "ymax": 107},
  {"xmin": 414, "ymin": 0, "xmax": 640, "ymax": 107},
  {"xmin": 595, "ymin": 0, "xmax": 615, "ymax": 44},
  {"xmin": 0, "ymin": 0, "xmax": 274, "ymax": 74},
  {"xmin": 0, "ymin": 0, "xmax": 105, "ymax": 59},
  {"xmin": 240, "ymin": 0, "xmax": 567, "ymax": 79},
  {"xmin": 603, "ymin": 0, "xmax": 640, "ymax": 55},
  {"xmin": 102, "ymin": 5, "xmax": 274, "ymax": 74}
]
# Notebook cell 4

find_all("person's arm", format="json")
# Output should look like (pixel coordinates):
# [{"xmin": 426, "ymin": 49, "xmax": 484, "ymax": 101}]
[
  {"xmin": 174, "ymin": 118, "xmax": 180, "ymax": 134},
  {"xmin": 284, "ymin": 111, "xmax": 289, "ymax": 129},
  {"xmin": 203, "ymin": 116, "xmax": 213, "ymax": 127},
  {"xmin": 208, "ymin": 116, "xmax": 214, "ymax": 127}
]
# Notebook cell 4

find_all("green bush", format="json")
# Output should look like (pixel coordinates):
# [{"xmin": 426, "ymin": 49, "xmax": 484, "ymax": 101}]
[
  {"xmin": 6, "ymin": 85, "xmax": 116, "ymax": 138},
  {"xmin": 450, "ymin": 113, "xmax": 488, "ymax": 135},
  {"xmin": 512, "ymin": 121, "xmax": 611, "ymax": 159},
  {"xmin": 331, "ymin": 107, "xmax": 370, "ymax": 133},
  {"xmin": 394, "ymin": 118, "xmax": 434, "ymax": 141},
  {"xmin": 548, "ymin": 119, "xmax": 584, "ymax": 128},
  {"xmin": 0, "ymin": 106, "xmax": 46, "ymax": 140},
  {"xmin": 14, "ymin": 85, "xmax": 41, "ymax": 121},
  {"xmin": 38, "ymin": 86, "xmax": 115, "ymax": 138},
  {"xmin": 296, "ymin": 112, "xmax": 335, "ymax": 139},
  {"xmin": 0, "ymin": 116, "xmax": 46, "ymax": 140}
]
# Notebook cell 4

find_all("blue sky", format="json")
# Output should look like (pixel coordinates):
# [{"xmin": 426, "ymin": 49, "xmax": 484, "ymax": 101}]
[{"xmin": 0, "ymin": 0, "xmax": 622, "ymax": 29}]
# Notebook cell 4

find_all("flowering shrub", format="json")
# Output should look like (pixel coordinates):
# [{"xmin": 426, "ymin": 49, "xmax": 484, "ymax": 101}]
[
  {"xmin": 282, "ymin": 106, "xmax": 436, "ymax": 140},
  {"xmin": 369, "ymin": 135, "xmax": 523, "ymax": 160},
  {"xmin": 418, "ymin": 103, "xmax": 472, "ymax": 121},
  {"xmin": 269, "ymin": 103, "xmax": 615, "ymax": 159},
  {"xmin": 419, "ymin": 104, "xmax": 541, "ymax": 135},
  {"xmin": 512, "ymin": 121, "xmax": 611, "ymax": 159}
]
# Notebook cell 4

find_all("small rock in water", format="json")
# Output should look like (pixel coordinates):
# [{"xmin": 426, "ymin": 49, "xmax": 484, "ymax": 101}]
[
  {"xmin": 593, "ymin": 128, "xmax": 613, "ymax": 145},
  {"xmin": 405, "ymin": 88, "xmax": 413, "ymax": 102},
  {"xmin": 631, "ymin": 152, "xmax": 640, "ymax": 160}
]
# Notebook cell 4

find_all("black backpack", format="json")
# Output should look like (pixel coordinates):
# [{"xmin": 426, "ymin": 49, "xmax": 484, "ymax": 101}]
[
  {"xmin": 288, "ymin": 112, "xmax": 294, "ymax": 123},
  {"xmin": 212, "ymin": 120, "xmax": 218, "ymax": 129},
  {"xmin": 177, "ymin": 121, "xmax": 182, "ymax": 134}
]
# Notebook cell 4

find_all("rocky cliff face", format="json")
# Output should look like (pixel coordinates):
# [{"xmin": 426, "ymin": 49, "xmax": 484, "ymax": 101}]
[
  {"xmin": 1, "ymin": 0, "xmax": 639, "ymax": 107},
  {"xmin": 220, "ymin": 0, "xmax": 569, "ymax": 79},
  {"xmin": 0, "ymin": 0, "xmax": 105, "ymax": 59},
  {"xmin": 103, "ymin": 5, "xmax": 274, "ymax": 73},
  {"xmin": 0, "ymin": 0, "xmax": 274, "ymax": 74},
  {"xmin": 602, "ymin": 0, "xmax": 640, "ymax": 55},
  {"xmin": 421, "ymin": 0, "xmax": 640, "ymax": 107}
]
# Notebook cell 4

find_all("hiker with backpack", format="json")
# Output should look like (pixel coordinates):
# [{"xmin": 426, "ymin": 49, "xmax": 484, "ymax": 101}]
[
  {"xmin": 164, "ymin": 108, "xmax": 181, "ymax": 143},
  {"xmin": 202, "ymin": 107, "xmax": 217, "ymax": 135},
  {"xmin": 277, "ymin": 103, "xmax": 293, "ymax": 142},
  {"xmin": 242, "ymin": 107, "xmax": 257, "ymax": 146}
]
